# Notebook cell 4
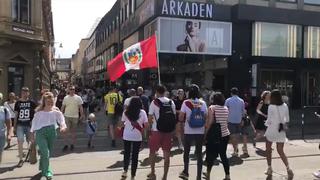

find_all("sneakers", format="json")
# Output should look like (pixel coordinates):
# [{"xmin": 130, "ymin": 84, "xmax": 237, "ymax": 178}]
[
  {"xmin": 287, "ymin": 169, "xmax": 294, "ymax": 179},
  {"xmin": 111, "ymin": 140, "xmax": 116, "ymax": 148},
  {"xmin": 147, "ymin": 173, "xmax": 156, "ymax": 180},
  {"xmin": 17, "ymin": 160, "xmax": 24, "ymax": 168},
  {"xmin": 70, "ymin": 144, "xmax": 74, "ymax": 151},
  {"xmin": 223, "ymin": 175, "xmax": 231, "ymax": 180},
  {"xmin": 313, "ymin": 170, "xmax": 320, "ymax": 178},
  {"xmin": 121, "ymin": 171, "xmax": 127, "ymax": 178},
  {"xmin": 62, "ymin": 145, "xmax": 68, "ymax": 152},
  {"xmin": 265, "ymin": 167, "xmax": 273, "ymax": 176},
  {"xmin": 179, "ymin": 171, "xmax": 189, "ymax": 179}
]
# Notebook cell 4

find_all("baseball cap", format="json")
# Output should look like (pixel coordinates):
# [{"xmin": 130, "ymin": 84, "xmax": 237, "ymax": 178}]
[{"xmin": 21, "ymin": 87, "xmax": 29, "ymax": 91}]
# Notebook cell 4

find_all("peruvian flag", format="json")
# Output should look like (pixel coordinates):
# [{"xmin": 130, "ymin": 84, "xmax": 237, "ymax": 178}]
[{"xmin": 107, "ymin": 35, "xmax": 158, "ymax": 81}]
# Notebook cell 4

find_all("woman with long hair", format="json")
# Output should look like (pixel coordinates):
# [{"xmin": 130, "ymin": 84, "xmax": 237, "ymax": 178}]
[
  {"xmin": 30, "ymin": 92, "xmax": 67, "ymax": 179},
  {"xmin": 264, "ymin": 89, "xmax": 293, "ymax": 179},
  {"xmin": 254, "ymin": 91, "xmax": 271, "ymax": 147},
  {"xmin": 205, "ymin": 92, "xmax": 230, "ymax": 180},
  {"xmin": 121, "ymin": 96, "xmax": 148, "ymax": 180}
]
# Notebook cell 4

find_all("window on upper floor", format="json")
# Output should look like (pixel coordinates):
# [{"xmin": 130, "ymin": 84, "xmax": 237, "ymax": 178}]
[
  {"xmin": 252, "ymin": 22, "xmax": 302, "ymax": 58},
  {"xmin": 12, "ymin": 0, "xmax": 31, "ymax": 24},
  {"xmin": 136, "ymin": 0, "xmax": 144, "ymax": 8},
  {"xmin": 130, "ymin": 0, "xmax": 135, "ymax": 14},
  {"xmin": 304, "ymin": 26, "xmax": 320, "ymax": 59},
  {"xmin": 304, "ymin": 0, "xmax": 320, "ymax": 5},
  {"xmin": 277, "ymin": 0, "xmax": 297, "ymax": 2}
]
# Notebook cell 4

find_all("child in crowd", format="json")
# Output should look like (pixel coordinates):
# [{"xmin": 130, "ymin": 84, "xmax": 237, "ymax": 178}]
[{"xmin": 86, "ymin": 113, "xmax": 97, "ymax": 148}]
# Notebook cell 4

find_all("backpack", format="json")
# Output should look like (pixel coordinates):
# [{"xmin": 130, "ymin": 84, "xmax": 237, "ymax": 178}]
[
  {"xmin": 114, "ymin": 93, "xmax": 123, "ymax": 116},
  {"xmin": 186, "ymin": 100, "xmax": 205, "ymax": 128},
  {"xmin": 155, "ymin": 99, "xmax": 177, "ymax": 133}
]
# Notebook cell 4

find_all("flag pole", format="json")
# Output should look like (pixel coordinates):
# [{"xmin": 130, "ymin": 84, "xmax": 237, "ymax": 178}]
[{"xmin": 155, "ymin": 31, "xmax": 161, "ymax": 85}]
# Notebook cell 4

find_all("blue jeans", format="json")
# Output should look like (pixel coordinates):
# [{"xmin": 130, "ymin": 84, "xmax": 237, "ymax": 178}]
[{"xmin": 16, "ymin": 125, "xmax": 31, "ymax": 143}]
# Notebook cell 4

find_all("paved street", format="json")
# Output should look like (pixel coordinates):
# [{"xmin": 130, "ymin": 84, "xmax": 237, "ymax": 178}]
[{"xmin": 1, "ymin": 110, "xmax": 320, "ymax": 180}]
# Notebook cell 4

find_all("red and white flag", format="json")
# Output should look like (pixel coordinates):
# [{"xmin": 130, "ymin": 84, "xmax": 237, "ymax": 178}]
[{"xmin": 107, "ymin": 35, "xmax": 158, "ymax": 81}]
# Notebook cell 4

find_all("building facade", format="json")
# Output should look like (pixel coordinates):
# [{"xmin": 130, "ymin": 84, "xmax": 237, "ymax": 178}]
[
  {"xmin": 71, "ymin": 38, "xmax": 89, "ymax": 86},
  {"xmin": 85, "ymin": 0, "xmax": 320, "ymax": 109},
  {"xmin": 55, "ymin": 58, "xmax": 71, "ymax": 89},
  {"xmin": 0, "ymin": 0, "xmax": 54, "ymax": 99}
]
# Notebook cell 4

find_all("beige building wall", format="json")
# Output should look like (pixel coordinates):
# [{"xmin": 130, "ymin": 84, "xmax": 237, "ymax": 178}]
[{"xmin": 0, "ymin": 0, "xmax": 53, "ymax": 99}]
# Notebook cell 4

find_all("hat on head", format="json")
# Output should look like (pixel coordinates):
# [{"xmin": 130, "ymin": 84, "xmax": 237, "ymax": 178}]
[{"xmin": 21, "ymin": 87, "xmax": 29, "ymax": 91}]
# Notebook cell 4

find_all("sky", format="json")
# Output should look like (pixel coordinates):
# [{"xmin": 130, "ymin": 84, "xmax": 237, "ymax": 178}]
[{"xmin": 52, "ymin": 0, "xmax": 117, "ymax": 58}]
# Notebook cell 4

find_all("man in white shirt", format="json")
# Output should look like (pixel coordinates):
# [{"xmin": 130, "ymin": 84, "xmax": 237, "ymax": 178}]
[
  {"xmin": 147, "ymin": 85, "xmax": 176, "ymax": 180},
  {"xmin": 123, "ymin": 89, "xmax": 136, "ymax": 110},
  {"xmin": 61, "ymin": 85, "xmax": 84, "ymax": 151}
]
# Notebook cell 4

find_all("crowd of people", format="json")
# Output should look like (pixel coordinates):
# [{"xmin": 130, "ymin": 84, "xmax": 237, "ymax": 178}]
[{"xmin": 0, "ymin": 83, "xmax": 319, "ymax": 179}]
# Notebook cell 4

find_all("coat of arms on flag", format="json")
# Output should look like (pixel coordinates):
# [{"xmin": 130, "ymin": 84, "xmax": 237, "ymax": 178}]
[{"xmin": 123, "ymin": 43, "xmax": 143, "ymax": 70}]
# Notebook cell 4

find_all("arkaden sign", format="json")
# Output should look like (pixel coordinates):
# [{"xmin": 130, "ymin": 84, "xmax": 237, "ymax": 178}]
[{"xmin": 160, "ymin": 0, "xmax": 214, "ymax": 19}]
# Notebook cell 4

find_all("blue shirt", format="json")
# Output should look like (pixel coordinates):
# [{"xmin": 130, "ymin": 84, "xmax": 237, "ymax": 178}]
[
  {"xmin": 0, "ymin": 106, "xmax": 10, "ymax": 136},
  {"xmin": 225, "ymin": 95, "xmax": 245, "ymax": 124},
  {"xmin": 86, "ymin": 121, "xmax": 97, "ymax": 135}
]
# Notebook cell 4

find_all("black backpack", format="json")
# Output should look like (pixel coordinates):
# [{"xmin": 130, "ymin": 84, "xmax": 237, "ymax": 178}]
[
  {"xmin": 155, "ymin": 99, "xmax": 177, "ymax": 133},
  {"xmin": 114, "ymin": 93, "xmax": 123, "ymax": 116}
]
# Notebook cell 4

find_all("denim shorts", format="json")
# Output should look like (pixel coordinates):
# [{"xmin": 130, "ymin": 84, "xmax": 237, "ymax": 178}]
[
  {"xmin": 16, "ymin": 125, "xmax": 31, "ymax": 143},
  {"xmin": 0, "ymin": 135, "xmax": 5, "ymax": 153}
]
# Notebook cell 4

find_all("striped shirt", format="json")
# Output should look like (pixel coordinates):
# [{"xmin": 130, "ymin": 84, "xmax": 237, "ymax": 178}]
[{"xmin": 210, "ymin": 105, "xmax": 230, "ymax": 137}]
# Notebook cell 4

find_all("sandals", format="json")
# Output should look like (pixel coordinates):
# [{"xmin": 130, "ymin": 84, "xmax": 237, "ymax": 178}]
[{"xmin": 17, "ymin": 160, "xmax": 24, "ymax": 168}]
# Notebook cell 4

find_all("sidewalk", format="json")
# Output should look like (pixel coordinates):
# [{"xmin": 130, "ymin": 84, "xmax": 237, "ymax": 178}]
[{"xmin": 1, "ymin": 110, "xmax": 320, "ymax": 180}]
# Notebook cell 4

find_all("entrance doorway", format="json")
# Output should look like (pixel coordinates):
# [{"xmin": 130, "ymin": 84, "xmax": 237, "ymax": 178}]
[
  {"xmin": 259, "ymin": 69, "xmax": 294, "ymax": 106},
  {"xmin": 8, "ymin": 65, "xmax": 24, "ymax": 96},
  {"xmin": 302, "ymin": 72, "xmax": 320, "ymax": 106}
]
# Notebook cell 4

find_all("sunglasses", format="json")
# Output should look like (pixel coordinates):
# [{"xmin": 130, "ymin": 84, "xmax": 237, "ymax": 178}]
[{"xmin": 69, "ymin": 89, "xmax": 75, "ymax": 90}]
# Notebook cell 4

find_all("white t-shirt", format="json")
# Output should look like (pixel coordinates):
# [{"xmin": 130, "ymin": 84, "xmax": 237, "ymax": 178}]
[
  {"xmin": 30, "ymin": 110, "xmax": 67, "ymax": 132},
  {"xmin": 180, "ymin": 98, "xmax": 208, "ymax": 134},
  {"xmin": 4, "ymin": 101, "xmax": 15, "ymax": 118},
  {"xmin": 121, "ymin": 110, "xmax": 148, "ymax": 141},
  {"xmin": 62, "ymin": 95, "xmax": 83, "ymax": 118},
  {"xmin": 124, "ymin": 97, "xmax": 133, "ymax": 108},
  {"xmin": 148, "ymin": 97, "xmax": 176, "ymax": 131}
]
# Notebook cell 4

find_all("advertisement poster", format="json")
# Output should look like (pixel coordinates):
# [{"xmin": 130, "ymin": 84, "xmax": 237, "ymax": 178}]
[{"xmin": 159, "ymin": 17, "xmax": 232, "ymax": 55}]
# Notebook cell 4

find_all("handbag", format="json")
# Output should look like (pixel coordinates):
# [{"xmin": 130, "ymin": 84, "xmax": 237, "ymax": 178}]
[
  {"xmin": 115, "ymin": 126, "xmax": 124, "ymax": 138},
  {"xmin": 28, "ymin": 143, "xmax": 37, "ymax": 164},
  {"xmin": 206, "ymin": 108, "xmax": 222, "ymax": 144},
  {"xmin": 277, "ymin": 106, "xmax": 288, "ymax": 132}
]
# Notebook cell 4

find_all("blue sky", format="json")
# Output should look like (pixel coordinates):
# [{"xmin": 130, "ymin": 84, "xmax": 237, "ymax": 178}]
[{"xmin": 52, "ymin": 0, "xmax": 117, "ymax": 58}]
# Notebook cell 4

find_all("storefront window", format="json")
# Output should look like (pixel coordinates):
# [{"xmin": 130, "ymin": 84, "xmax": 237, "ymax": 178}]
[
  {"xmin": 304, "ymin": 26, "xmax": 320, "ymax": 59},
  {"xmin": 304, "ymin": 0, "xmax": 320, "ymax": 5},
  {"xmin": 252, "ymin": 22, "xmax": 302, "ymax": 58}
]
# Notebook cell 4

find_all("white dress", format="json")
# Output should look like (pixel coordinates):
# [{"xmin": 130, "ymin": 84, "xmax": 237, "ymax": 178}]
[{"xmin": 264, "ymin": 104, "xmax": 289, "ymax": 143}]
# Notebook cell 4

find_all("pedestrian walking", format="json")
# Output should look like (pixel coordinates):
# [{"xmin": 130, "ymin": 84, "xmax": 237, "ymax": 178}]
[
  {"xmin": 174, "ymin": 89, "xmax": 185, "ymax": 151},
  {"xmin": 14, "ymin": 87, "xmax": 37, "ymax": 167},
  {"xmin": 178, "ymin": 84, "xmax": 207, "ymax": 180},
  {"xmin": 30, "ymin": 92, "xmax": 67, "ymax": 179},
  {"xmin": 225, "ymin": 87, "xmax": 245, "ymax": 156},
  {"xmin": 147, "ymin": 85, "xmax": 176, "ymax": 180},
  {"xmin": 137, "ymin": 86, "xmax": 150, "ymax": 145},
  {"xmin": 61, "ymin": 85, "xmax": 84, "ymax": 151},
  {"xmin": 124, "ymin": 89, "xmax": 137, "ymax": 110},
  {"xmin": 121, "ymin": 97, "xmax": 148, "ymax": 180},
  {"xmin": 205, "ymin": 92, "xmax": 230, "ymax": 180},
  {"xmin": 3, "ymin": 92, "xmax": 16, "ymax": 149},
  {"xmin": 254, "ymin": 91, "xmax": 271, "ymax": 148},
  {"xmin": 81, "ymin": 90, "xmax": 89, "ymax": 120},
  {"xmin": 264, "ymin": 89, "xmax": 294, "ymax": 179},
  {"xmin": 104, "ymin": 87, "xmax": 123, "ymax": 147},
  {"xmin": 0, "ymin": 93, "xmax": 12, "ymax": 164},
  {"xmin": 56, "ymin": 90, "xmax": 66, "ymax": 110},
  {"xmin": 86, "ymin": 113, "xmax": 97, "ymax": 148}
]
